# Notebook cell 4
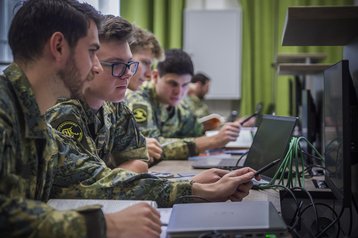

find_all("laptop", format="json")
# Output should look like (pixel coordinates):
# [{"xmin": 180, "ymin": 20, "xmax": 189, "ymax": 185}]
[
  {"xmin": 166, "ymin": 201, "xmax": 289, "ymax": 238},
  {"xmin": 191, "ymin": 115, "xmax": 297, "ymax": 178}
]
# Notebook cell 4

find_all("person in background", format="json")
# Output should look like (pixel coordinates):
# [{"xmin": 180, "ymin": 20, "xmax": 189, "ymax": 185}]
[
  {"xmin": 183, "ymin": 72, "xmax": 211, "ymax": 119},
  {"xmin": 46, "ymin": 15, "xmax": 150, "ymax": 173},
  {"xmin": 0, "ymin": 0, "xmax": 161, "ymax": 237},
  {"xmin": 126, "ymin": 49, "xmax": 242, "ymax": 160},
  {"xmin": 126, "ymin": 25, "xmax": 165, "ymax": 163}
]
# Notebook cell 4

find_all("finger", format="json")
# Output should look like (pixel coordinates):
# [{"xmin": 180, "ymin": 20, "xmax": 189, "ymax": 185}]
[
  {"xmin": 229, "ymin": 191, "xmax": 247, "ymax": 201},
  {"xmin": 145, "ymin": 220, "xmax": 162, "ymax": 238},
  {"xmin": 230, "ymin": 171, "xmax": 255, "ymax": 184},
  {"xmin": 237, "ymin": 181, "xmax": 253, "ymax": 192},
  {"xmin": 213, "ymin": 168, "xmax": 230, "ymax": 177}
]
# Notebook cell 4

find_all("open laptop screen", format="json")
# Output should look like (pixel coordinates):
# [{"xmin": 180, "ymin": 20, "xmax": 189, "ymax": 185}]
[{"xmin": 244, "ymin": 115, "xmax": 297, "ymax": 178}]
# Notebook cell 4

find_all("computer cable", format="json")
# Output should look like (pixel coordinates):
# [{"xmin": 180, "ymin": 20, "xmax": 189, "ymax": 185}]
[
  {"xmin": 300, "ymin": 202, "xmax": 342, "ymax": 238},
  {"xmin": 291, "ymin": 187, "xmax": 319, "ymax": 235},
  {"xmin": 234, "ymin": 151, "xmax": 249, "ymax": 167},
  {"xmin": 269, "ymin": 136, "xmax": 325, "ymax": 189}
]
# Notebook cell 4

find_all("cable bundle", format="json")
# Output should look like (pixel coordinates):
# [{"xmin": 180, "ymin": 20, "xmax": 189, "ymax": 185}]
[{"xmin": 261, "ymin": 136, "xmax": 324, "ymax": 189}]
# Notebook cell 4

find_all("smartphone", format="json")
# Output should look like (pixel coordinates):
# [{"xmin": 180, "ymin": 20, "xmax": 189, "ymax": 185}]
[{"xmin": 254, "ymin": 159, "xmax": 281, "ymax": 176}]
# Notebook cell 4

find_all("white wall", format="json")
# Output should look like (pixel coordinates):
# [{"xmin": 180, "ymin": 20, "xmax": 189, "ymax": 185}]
[
  {"xmin": 79, "ymin": 0, "xmax": 120, "ymax": 16},
  {"xmin": 185, "ymin": 0, "xmax": 242, "ymax": 118}
]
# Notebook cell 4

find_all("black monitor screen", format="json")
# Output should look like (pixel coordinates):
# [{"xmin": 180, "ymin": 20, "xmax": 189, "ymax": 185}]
[
  {"xmin": 245, "ymin": 115, "xmax": 297, "ymax": 178},
  {"xmin": 323, "ymin": 60, "xmax": 353, "ymax": 208}
]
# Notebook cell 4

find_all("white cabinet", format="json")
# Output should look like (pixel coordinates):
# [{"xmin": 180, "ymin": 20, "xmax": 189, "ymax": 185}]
[{"xmin": 184, "ymin": 9, "xmax": 242, "ymax": 99}]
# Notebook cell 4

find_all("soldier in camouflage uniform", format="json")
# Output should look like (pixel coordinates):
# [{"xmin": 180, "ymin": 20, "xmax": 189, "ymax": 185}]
[
  {"xmin": 0, "ymin": 1, "xmax": 162, "ymax": 237},
  {"xmin": 182, "ymin": 72, "xmax": 211, "ymax": 119},
  {"xmin": 46, "ymin": 15, "xmax": 150, "ymax": 172},
  {"xmin": 0, "ymin": 2, "xmax": 256, "ymax": 237},
  {"xmin": 126, "ymin": 49, "xmax": 242, "ymax": 160},
  {"xmin": 126, "ymin": 26, "xmax": 165, "ymax": 164}
]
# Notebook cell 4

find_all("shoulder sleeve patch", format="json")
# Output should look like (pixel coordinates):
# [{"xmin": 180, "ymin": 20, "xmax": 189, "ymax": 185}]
[
  {"xmin": 132, "ymin": 104, "xmax": 148, "ymax": 125},
  {"xmin": 56, "ymin": 121, "xmax": 83, "ymax": 142}
]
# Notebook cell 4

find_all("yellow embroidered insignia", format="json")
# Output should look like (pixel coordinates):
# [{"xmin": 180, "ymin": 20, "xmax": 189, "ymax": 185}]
[
  {"xmin": 57, "ymin": 121, "xmax": 83, "ymax": 142},
  {"xmin": 133, "ymin": 107, "xmax": 148, "ymax": 123}
]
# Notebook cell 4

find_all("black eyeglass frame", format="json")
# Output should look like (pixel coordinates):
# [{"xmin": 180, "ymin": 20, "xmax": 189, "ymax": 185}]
[{"xmin": 100, "ymin": 61, "xmax": 139, "ymax": 77}]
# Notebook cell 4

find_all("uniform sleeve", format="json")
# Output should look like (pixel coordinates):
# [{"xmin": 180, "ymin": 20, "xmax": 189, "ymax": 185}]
[
  {"xmin": 0, "ymin": 120, "xmax": 105, "ymax": 238},
  {"xmin": 110, "ymin": 103, "xmax": 148, "ymax": 165},
  {"xmin": 46, "ymin": 100, "xmax": 97, "ymax": 156},
  {"xmin": 51, "ymin": 133, "xmax": 193, "ymax": 208},
  {"xmin": 126, "ymin": 92, "xmax": 200, "ymax": 160},
  {"xmin": 158, "ymin": 137, "xmax": 198, "ymax": 160},
  {"xmin": 126, "ymin": 93, "xmax": 162, "ymax": 138}
]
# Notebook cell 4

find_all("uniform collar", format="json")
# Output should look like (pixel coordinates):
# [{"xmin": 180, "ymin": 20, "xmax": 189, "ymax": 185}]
[
  {"xmin": 145, "ymin": 81, "xmax": 175, "ymax": 112},
  {"xmin": 3, "ymin": 63, "xmax": 47, "ymax": 138}
]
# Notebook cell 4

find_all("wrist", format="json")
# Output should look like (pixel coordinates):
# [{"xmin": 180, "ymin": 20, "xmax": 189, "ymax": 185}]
[{"xmin": 191, "ymin": 182, "xmax": 214, "ymax": 201}]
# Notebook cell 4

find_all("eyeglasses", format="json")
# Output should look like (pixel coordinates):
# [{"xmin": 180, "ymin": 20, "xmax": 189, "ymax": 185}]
[{"xmin": 100, "ymin": 61, "xmax": 139, "ymax": 78}]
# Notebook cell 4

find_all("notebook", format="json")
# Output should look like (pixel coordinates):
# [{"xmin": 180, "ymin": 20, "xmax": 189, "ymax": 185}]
[
  {"xmin": 206, "ymin": 127, "xmax": 255, "ymax": 149},
  {"xmin": 191, "ymin": 115, "xmax": 297, "ymax": 178},
  {"xmin": 47, "ymin": 199, "xmax": 157, "ymax": 213},
  {"xmin": 166, "ymin": 201, "xmax": 288, "ymax": 238}
]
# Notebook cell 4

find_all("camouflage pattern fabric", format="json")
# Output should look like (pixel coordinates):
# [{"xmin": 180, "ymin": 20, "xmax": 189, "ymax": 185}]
[
  {"xmin": 0, "ymin": 63, "xmax": 193, "ymax": 237},
  {"xmin": 125, "ymin": 82, "xmax": 204, "ymax": 160},
  {"xmin": 46, "ymin": 100, "xmax": 148, "ymax": 168},
  {"xmin": 182, "ymin": 94, "xmax": 210, "ymax": 119},
  {"xmin": 0, "ymin": 63, "xmax": 105, "ymax": 238}
]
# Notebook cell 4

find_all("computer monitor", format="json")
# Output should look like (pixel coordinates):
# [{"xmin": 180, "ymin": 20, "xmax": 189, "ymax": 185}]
[
  {"xmin": 300, "ymin": 89, "xmax": 317, "ymax": 144},
  {"xmin": 323, "ymin": 60, "xmax": 358, "ymax": 208}
]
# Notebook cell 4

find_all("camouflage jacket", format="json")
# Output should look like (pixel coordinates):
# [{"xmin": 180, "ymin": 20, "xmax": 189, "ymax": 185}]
[
  {"xmin": 0, "ymin": 64, "xmax": 193, "ymax": 237},
  {"xmin": 125, "ymin": 82, "xmax": 204, "ymax": 160},
  {"xmin": 0, "ymin": 63, "xmax": 105, "ymax": 238},
  {"xmin": 182, "ymin": 94, "xmax": 210, "ymax": 119},
  {"xmin": 46, "ymin": 99, "xmax": 148, "ymax": 168}
]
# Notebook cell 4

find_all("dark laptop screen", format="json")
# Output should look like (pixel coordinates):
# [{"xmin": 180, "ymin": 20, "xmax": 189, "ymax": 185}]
[{"xmin": 244, "ymin": 115, "xmax": 297, "ymax": 178}]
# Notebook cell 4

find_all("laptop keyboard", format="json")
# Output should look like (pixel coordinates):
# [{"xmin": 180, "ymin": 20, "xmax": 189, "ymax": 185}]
[{"xmin": 218, "ymin": 159, "xmax": 238, "ymax": 167}]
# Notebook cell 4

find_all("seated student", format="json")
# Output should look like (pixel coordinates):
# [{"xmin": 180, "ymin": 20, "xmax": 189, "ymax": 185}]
[
  {"xmin": 183, "ymin": 72, "xmax": 211, "ymax": 119},
  {"xmin": 0, "ymin": 1, "xmax": 160, "ymax": 237},
  {"xmin": 46, "ymin": 15, "xmax": 153, "ymax": 173},
  {"xmin": 126, "ymin": 25, "xmax": 165, "ymax": 163},
  {"xmin": 1, "ymin": 1, "xmax": 257, "ymax": 237},
  {"xmin": 126, "ymin": 49, "xmax": 242, "ymax": 160}
]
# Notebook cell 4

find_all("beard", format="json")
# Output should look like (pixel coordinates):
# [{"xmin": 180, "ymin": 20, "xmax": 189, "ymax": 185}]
[{"xmin": 57, "ymin": 53, "xmax": 94, "ymax": 100}]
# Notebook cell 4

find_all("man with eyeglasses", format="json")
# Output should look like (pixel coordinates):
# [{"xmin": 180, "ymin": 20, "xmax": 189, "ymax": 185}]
[
  {"xmin": 47, "ymin": 16, "xmax": 153, "ymax": 172},
  {"xmin": 43, "ymin": 12, "xmax": 257, "ymax": 207}
]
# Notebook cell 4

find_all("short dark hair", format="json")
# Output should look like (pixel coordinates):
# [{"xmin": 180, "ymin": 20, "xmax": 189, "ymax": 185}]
[
  {"xmin": 129, "ymin": 26, "xmax": 163, "ymax": 61},
  {"xmin": 99, "ymin": 15, "xmax": 133, "ymax": 44},
  {"xmin": 191, "ymin": 72, "xmax": 210, "ymax": 84},
  {"xmin": 9, "ymin": 0, "xmax": 102, "ymax": 63},
  {"xmin": 157, "ymin": 49, "xmax": 194, "ymax": 77}
]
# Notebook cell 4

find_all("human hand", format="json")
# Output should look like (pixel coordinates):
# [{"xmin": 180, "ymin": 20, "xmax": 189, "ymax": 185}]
[
  {"xmin": 146, "ymin": 138, "xmax": 162, "ymax": 163},
  {"xmin": 212, "ymin": 121, "xmax": 241, "ymax": 148},
  {"xmin": 191, "ymin": 167, "xmax": 255, "ymax": 202},
  {"xmin": 191, "ymin": 168, "xmax": 229, "ymax": 184},
  {"xmin": 105, "ymin": 203, "xmax": 161, "ymax": 238}
]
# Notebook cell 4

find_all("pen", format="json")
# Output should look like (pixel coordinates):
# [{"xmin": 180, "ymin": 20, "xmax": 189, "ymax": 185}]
[
  {"xmin": 240, "ymin": 113, "xmax": 257, "ymax": 126},
  {"xmin": 160, "ymin": 141, "xmax": 176, "ymax": 147}
]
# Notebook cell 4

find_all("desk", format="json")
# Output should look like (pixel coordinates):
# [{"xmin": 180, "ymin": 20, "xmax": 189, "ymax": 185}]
[{"xmin": 150, "ymin": 160, "xmax": 282, "ymax": 212}]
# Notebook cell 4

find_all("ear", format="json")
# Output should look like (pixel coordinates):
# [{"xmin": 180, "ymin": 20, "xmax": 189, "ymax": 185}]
[
  {"xmin": 152, "ymin": 69, "xmax": 159, "ymax": 84},
  {"xmin": 49, "ymin": 32, "xmax": 68, "ymax": 63}
]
